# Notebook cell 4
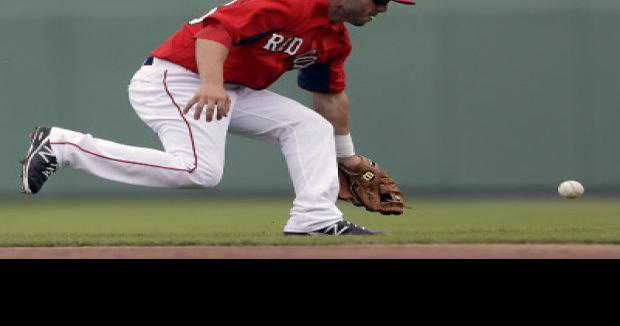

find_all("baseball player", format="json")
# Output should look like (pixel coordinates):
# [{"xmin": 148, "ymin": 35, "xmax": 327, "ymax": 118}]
[{"xmin": 20, "ymin": 0, "xmax": 413, "ymax": 235}]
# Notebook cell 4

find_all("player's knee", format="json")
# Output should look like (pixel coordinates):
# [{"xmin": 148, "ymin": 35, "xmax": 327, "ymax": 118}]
[
  {"xmin": 299, "ymin": 113, "xmax": 333, "ymax": 134},
  {"xmin": 315, "ymin": 117, "xmax": 334, "ymax": 135},
  {"xmin": 277, "ymin": 111, "xmax": 334, "ymax": 145},
  {"xmin": 306, "ymin": 115, "xmax": 334, "ymax": 142},
  {"xmin": 191, "ymin": 165, "xmax": 224, "ymax": 188}
]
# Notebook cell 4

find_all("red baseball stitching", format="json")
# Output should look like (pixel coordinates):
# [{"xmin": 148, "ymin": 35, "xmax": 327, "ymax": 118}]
[
  {"xmin": 49, "ymin": 69, "xmax": 198, "ymax": 173},
  {"xmin": 163, "ymin": 69, "xmax": 198, "ymax": 172}
]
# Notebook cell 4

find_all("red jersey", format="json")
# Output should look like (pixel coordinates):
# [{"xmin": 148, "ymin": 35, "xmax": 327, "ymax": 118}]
[{"xmin": 151, "ymin": 0, "xmax": 351, "ymax": 93}]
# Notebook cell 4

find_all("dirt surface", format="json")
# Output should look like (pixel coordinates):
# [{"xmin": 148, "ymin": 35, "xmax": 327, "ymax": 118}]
[{"xmin": 2, "ymin": 244, "xmax": 620, "ymax": 258}]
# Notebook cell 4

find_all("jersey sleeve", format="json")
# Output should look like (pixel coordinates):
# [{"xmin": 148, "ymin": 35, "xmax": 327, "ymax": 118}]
[
  {"xmin": 195, "ymin": 22, "xmax": 233, "ymax": 49},
  {"xmin": 198, "ymin": 0, "xmax": 306, "ymax": 46},
  {"xmin": 297, "ymin": 26, "xmax": 352, "ymax": 94}
]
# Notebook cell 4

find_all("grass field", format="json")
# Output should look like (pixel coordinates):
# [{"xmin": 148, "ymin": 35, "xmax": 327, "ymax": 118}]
[{"xmin": 0, "ymin": 196, "xmax": 619, "ymax": 247}]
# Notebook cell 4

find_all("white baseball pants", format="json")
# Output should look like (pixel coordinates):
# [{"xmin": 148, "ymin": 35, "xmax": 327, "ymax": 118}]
[{"xmin": 48, "ymin": 58, "xmax": 342, "ymax": 233}]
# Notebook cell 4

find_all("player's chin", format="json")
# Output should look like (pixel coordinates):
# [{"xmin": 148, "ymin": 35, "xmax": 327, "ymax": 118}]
[{"xmin": 350, "ymin": 17, "xmax": 373, "ymax": 27}]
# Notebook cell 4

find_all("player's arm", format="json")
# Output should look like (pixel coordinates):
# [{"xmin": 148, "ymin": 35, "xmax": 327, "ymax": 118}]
[
  {"xmin": 183, "ymin": 0, "xmax": 304, "ymax": 123},
  {"xmin": 312, "ymin": 91, "xmax": 362, "ymax": 168},
  {"xmin": 183, "ymin": 39, "xmax": 230, "ymax": 122},
  {"xmin": 313, "ymin": 91, "xmax": 349, "ymax": 134}
]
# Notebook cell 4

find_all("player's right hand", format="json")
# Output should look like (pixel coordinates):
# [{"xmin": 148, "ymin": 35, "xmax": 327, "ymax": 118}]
[{"xmin": 183, "ymin": 83, "xmax": 231, "ymax": 122}]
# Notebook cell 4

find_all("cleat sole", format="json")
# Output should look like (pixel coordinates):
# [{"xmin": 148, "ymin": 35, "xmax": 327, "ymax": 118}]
[{"xmin": 19, "ymin": 127, "xmax": 41, "ymax": 195}]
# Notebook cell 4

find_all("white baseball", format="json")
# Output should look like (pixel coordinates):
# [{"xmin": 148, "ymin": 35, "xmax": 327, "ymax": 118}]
[{"xmin": 558, "ymin": 180, "xmax": 585, "ymax": 199}]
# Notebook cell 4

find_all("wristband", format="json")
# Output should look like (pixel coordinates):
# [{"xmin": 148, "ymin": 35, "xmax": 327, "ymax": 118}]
[{"xmin": 335, "ymin": 133, "xmax": 356, "ymax": 158}]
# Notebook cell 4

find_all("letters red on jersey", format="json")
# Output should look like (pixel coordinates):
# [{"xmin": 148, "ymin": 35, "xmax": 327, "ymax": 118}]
[{"xmin": 151, "ymin": 0, "xmax": 352, "ymax": 93}]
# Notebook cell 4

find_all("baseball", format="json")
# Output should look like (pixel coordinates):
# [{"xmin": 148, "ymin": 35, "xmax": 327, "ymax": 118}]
[{"xmin": 558, "ymin": 180, "xmax": 585, "ymax": 199}]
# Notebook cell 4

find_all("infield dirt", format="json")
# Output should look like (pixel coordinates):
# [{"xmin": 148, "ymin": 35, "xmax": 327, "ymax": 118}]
[{"xmin": 2, "ymin": 244, "xmax": 620, "ymax": 258}]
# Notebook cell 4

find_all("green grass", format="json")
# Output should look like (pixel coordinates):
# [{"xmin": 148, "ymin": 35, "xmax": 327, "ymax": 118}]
[{"xmin": 0, "ymin": 197, "xmax": 619, "ymax": 246}]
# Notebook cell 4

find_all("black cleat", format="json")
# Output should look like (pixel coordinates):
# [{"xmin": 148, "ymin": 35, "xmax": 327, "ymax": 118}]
[
  {"xmin": 284, "ymin": 220, "xmax": 383, "ymax": 236},
  {"xmin": 20, "ymin": 126, "xmax": 58, "ymax": 194}
]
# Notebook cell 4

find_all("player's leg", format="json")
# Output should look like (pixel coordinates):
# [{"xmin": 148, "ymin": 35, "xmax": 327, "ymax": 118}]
[
  {"xmin": 228, "ymin": 89, "xmax": 365, "ymax": 234},
  {"xmin": 21, "ymin": 59, "xmax": 235, "ymax": 193}
]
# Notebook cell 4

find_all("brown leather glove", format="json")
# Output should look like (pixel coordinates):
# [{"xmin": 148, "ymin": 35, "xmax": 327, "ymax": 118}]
[{"xmin": 337, "ymin": 155, "xmax": 408, "ymax": 215}]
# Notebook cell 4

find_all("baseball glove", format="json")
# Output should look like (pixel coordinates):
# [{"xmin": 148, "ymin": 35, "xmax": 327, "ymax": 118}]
[{"xmin": 337, "ymin": 155, "xmax": 408, "ymax": 215}]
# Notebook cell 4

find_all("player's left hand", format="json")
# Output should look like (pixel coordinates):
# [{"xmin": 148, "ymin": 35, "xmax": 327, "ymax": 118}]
[{"xmin": 337, "ymin": 155, "xmax": 410, "ymax": 215}]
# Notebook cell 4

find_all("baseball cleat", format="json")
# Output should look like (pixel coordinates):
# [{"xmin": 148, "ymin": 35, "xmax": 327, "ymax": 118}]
[
  {"xmin": 20, "ymin": 126, "xmax": 58, "ymax": 194},
  {"xmin": 284, "ymin": 220, "xmax": 383, "ymax": 236}
]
